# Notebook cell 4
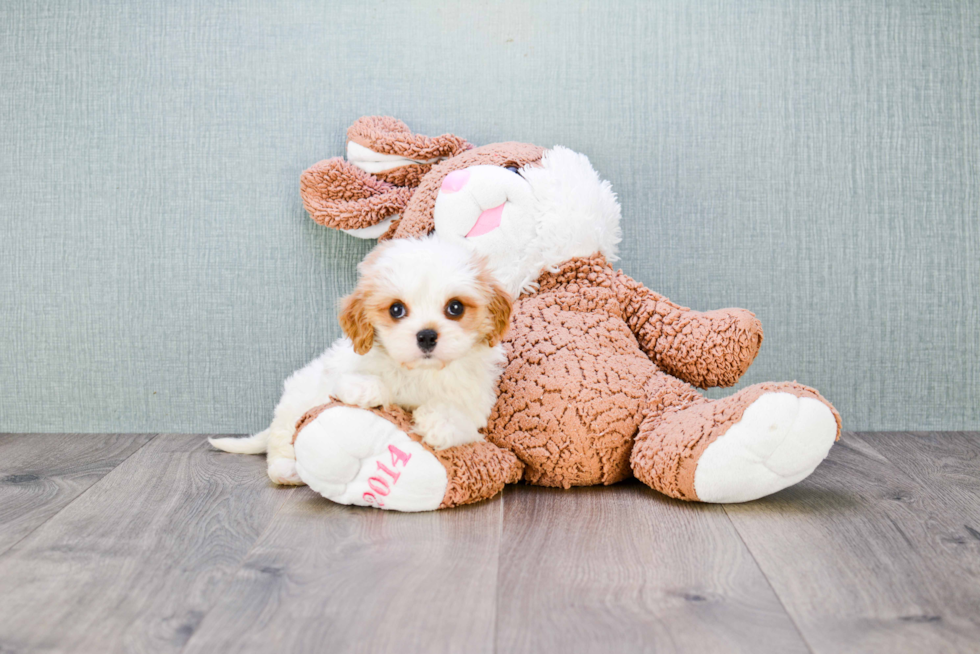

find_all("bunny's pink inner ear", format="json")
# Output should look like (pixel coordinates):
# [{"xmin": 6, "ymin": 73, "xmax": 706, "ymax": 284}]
[
  {"xmin": 300, "ymin": 157, "xmax": 414, "ymax": 232},
  {"xmin": 345, "ymin": 116, "xmax": 472, "ymax": 187}
]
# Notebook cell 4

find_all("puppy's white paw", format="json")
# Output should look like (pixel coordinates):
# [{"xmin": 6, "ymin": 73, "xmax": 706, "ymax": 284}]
[
  {"xmin": 413, "ymin": 404, "xmax": 482, "ymax": 451},
  {"xmin": 334, "ymin": 375, "xmax": 387, "ymax": 409},
  {"xmin": 267, "ymin": 458, "xmax": 304, "ymax": 486}
]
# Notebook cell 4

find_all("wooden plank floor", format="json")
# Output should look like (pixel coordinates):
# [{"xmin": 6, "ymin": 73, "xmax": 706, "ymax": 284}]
[{"xmin": 0, "ymin": 433, "xmax": 977, "ymax": 654}]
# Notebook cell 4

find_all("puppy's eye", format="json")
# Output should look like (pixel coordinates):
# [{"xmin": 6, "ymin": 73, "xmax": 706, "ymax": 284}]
[
  {"xmin": 389, "ymin": 302, "xmax": 407, "ymax": 319},
  {"xmin": 445, "ymin": 299, "xmax": 465, "ymax": 318},
  {"xmin": 504, "ymin": 166, "xmax": 522, "ymax": 177}
]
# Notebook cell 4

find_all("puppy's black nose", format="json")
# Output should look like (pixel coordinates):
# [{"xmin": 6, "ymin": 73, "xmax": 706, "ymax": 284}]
[{"xmin": 416, "ymin": 329, "xmax": 438, "ymax": 352}]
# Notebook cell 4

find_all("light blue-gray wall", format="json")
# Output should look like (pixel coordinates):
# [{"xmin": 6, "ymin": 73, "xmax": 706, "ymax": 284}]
[{"xmin": 1, "ymin": 1, "xmax": 977, "ymax": 433}]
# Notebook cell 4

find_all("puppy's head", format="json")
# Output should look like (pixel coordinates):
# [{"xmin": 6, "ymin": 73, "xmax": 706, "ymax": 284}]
[{"xmin": 339, "ymin": 236, "xmax": 512, "ymax": 369}]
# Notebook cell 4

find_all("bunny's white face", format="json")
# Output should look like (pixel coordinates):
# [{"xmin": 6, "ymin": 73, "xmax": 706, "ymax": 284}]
[
  {"xmin": 432, "ymin": 147, "xmax": 623, "ymax": 298},
  {"xmin": 433, "ymin": 165, "xmax": 535, "ymax": 243},
  {"xmin": 433, "ymin": 165, "xmax": 538, "ymax": 294}
]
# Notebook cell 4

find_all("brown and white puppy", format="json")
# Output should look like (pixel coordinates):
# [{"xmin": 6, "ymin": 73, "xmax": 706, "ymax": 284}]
[{"xmin": 210, "ymin": 236, "xmax": 512, "ymax": 485}]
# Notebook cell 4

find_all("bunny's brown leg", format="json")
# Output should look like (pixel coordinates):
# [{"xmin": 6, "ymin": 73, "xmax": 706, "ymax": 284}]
[{"xmin": 631, "ymin": 382, "xmax": 841, "ymax": 503}]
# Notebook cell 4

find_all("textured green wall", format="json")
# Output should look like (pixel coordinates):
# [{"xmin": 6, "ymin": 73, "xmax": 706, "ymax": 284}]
[{"xmin": 1, "ymin": 1, "xmax": 977, "ymax": 432}]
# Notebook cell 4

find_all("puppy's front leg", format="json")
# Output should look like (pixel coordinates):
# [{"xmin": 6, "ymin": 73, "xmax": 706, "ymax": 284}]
[
  {"xmin": 334, "ymin": 374, "xmax": 389, "ymax": 409},
  {"xmin": 413, "ymin": 403, "xmax": 483, "ymax": 450}
]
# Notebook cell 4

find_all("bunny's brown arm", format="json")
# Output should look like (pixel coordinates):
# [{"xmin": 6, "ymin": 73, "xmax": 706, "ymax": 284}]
[{"xmin": 614, "ymin": 271, "xmax": 763, "ymax": 389}]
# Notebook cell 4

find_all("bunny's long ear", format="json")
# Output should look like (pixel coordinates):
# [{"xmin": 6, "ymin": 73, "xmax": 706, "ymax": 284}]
[
  {"xmin": 300, "ymin": 158, "xmax": 415, "ymax": 237},
  {"xmin": 300, "ymin": 116, "xmax": 471, "ymax": 239},
  {"xmin": 346, "ymin": 116, "xmax": 471, "ymax": 187}
]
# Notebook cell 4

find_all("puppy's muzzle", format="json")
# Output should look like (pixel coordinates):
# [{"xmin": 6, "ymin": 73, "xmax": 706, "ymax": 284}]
[{"xmin": 416, "ymin": 329, "xmax": 438, "ymax": 353}]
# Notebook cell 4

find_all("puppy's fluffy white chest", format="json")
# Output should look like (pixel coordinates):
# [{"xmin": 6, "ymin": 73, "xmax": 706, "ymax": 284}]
[{"xmin": 323, "ymin": 338, "xmax": 506, "ymax": 430}]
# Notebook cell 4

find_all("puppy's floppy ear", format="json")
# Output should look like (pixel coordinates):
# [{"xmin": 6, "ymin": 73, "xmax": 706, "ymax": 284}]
[
  {"xmin": 338, "ymin": 289, "xmax": 374, "ymax": 355},
  {"xmin": 482, "ymin": 274, "xmax": 513, "ymax": 348}
]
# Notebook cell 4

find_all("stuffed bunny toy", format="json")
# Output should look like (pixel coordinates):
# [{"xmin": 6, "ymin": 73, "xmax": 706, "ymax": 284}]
[{"xmin": 289, "ymin": 116, "xmax": 841, "ymax": 512}]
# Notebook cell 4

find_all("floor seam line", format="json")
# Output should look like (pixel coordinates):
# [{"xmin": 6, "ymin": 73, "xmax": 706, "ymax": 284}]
[
  {"xmin": 176, "ymin": 484, "xmax": 297, "ymax": 654},
  {"xmin": 491, "ymin": 488, "xmax": 505, "ymax": 654},
  {"xmin": 722, "ymin": 504, "xmax": 817, "ymax": 654},
  {"xmin": 0, "ymin": 433, "xmax": 158, "ymax": 559}
]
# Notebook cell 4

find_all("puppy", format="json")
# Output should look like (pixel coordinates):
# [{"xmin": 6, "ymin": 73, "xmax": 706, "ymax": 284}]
[{"xmin": 210, "ymin": 236, "xmax": 512, "ymax": 485}]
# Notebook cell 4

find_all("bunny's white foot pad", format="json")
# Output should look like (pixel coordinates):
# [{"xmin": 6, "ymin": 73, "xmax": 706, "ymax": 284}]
[
  {"xmin": 693, "ymin": 392, "xmax": 837, "ymax": 503},
  {"xmin": 293, "ymin": 406, "xmax": 447, "ymax": 512}
]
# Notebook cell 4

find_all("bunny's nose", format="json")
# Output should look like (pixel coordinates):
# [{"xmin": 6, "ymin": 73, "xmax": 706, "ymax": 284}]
[
  {"xmin": 440, "ymin": 169, "xmax": 470, "ymax": 194},
  {"xmin": 416, "ymin": 329, "xmax": 438, "ymax": 352}
]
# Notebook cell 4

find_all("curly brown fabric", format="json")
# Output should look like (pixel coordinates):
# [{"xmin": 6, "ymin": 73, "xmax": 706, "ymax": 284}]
[
  {"xmin": 484, "ymin": 254, "xmax": 837, "ymax": 496},
  {"xmin": 614, "ymin": 271, "xmax": 763, "ymax": 388},
  {"xmin": 346, "ymin": 116, "xmax": 471, "ymax": 161},
  {"xmin": 300, "ymin": 158, "xmax": 414, "ymax": 230},
  {"xmin": 435, "ymin": 438, "xmax": 524, "ymax": 509},
  {"xmin": 488, "ymin": 256, "xmax": 662, "ymax": 487},
  {"xmin": 373, "ymin": 164, "xmax": 432, "ymax": 187},
  {"xmin": 390, "ymin": 142, "xmax": 545, "ymax": 240},
  {"xmin": 630, "ymin": 382, "xmax": 842, "ymax": 501},
  {"xmin": 292, "ymin": 400, "xmax": 523, "ymax": 509}
]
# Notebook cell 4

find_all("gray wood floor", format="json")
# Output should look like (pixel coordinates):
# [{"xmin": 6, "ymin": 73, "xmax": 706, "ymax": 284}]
[{"xmin": 0, "ymin": 432, "xmax": 978, "ymax": 654}]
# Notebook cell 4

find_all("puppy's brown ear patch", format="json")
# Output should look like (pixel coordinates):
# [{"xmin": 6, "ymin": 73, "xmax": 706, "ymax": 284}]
[
  {"xmin": 339, "ymin": 290, "xmax": 374, "ymax": 355},
  {"xmin": 482, "ymin": 274, "xmax": 513, "ymax": 348}
]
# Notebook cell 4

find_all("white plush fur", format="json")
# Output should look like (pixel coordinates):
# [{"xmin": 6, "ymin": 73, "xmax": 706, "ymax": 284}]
[
  {"xmin": 294, "ymin": 406, "xmax": 448, "ymax": 512},
  {"xmin": 434, "ymin": 146, "xmax": 622, "ymax": 298},
  {"xmin": 693, "ymin": 393, "xmax": 838, "ymax": 503},
  {"xmin": 210, "ymin": 236, "xmax": 507, "ymax": 485}
]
